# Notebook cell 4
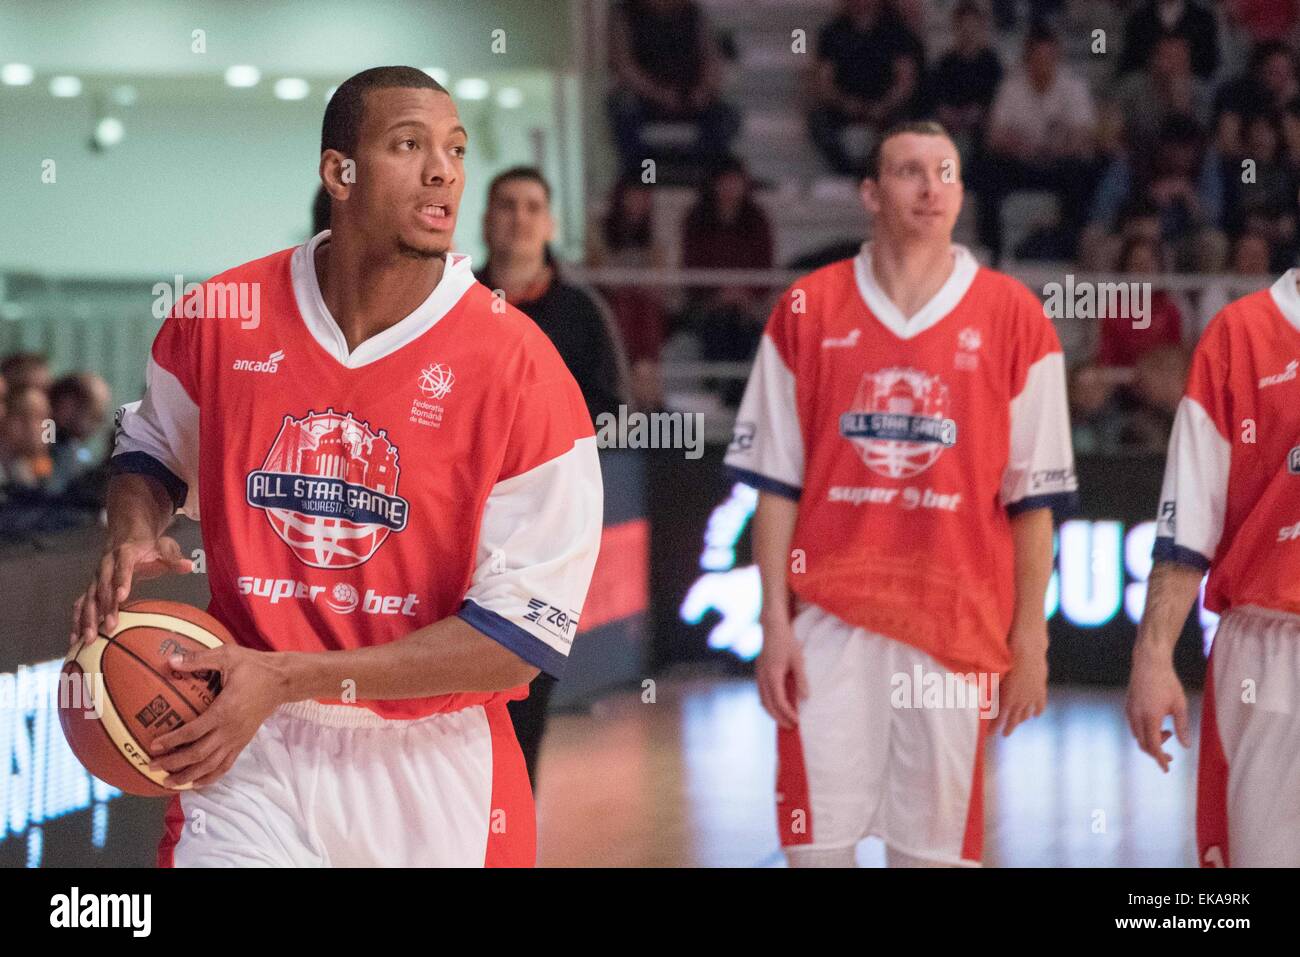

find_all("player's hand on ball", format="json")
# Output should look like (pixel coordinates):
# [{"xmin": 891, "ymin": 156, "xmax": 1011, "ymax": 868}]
[
  {"xmin": 1124, "ymin": 646, "xmax": 1190, "ymax": 773},
  {"xmin": 146, "ymin": 645, "xmax": 287, "ymax": 789},
  {"xmin": 71, "ymin": 535, "xmax": 193, "ymax": 648},
  {"xmin": 756, "ymin": 614, "xmax": 808, "ymax": 730},
  {"xmin": 996, "ymin": 646, "xmax": 1048, "ymax": 737}
]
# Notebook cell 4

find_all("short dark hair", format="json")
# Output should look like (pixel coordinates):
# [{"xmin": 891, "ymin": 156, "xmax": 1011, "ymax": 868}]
[
  {"xmin": 49, "ymin": 372, "xmax": 98, "ymax": 408},
  {"xmin": 865, "ymin": 120, "xmax": 957, "ymax": 180},
  {"xmin": 486, "ymin": 165, "xmax": 552, "ymax": 205},
  {"xmin": 1024, "ymin": 20, "xmax": 1059, "ymax": 53},
  {"xmin": 321, "ymin": 66, "xmax": 448, "ymax": 155}
]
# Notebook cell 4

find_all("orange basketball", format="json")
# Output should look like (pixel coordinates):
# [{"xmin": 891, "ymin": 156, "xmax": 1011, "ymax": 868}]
[{"xmin": 59, "ymin": 599, "xmax": 232, "ymax": 797}]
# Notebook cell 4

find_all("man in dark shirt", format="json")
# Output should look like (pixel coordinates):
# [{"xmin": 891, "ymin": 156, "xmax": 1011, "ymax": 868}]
[
  {"xmin": 808, "ymin": 0, "xmax": 927, "ymax": 176},
  {"xmin": 929, "ymin": 2, "xmax": 1003, "ymax": 152},
  {"xmin": 477, "ymin": 166, "xmax": 628, "ymax": 782},
  {"xmin": 1118, "ymin": 0, "xmax": 1219, "ymax": 81},
  {"xmin": 607, "ymin": 0, "xmax": 740, "ymax": 174}
]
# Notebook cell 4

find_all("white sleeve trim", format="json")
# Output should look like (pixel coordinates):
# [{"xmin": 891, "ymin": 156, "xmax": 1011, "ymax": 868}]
[
  {"xmin": 112, "ymin": 357, "xmax": 201, "ymax": 520},
  {"xmin": 724, "ymin": 336, "xmax": 804, "ymax": 496},
  {"xmin": 1154, "ymin": 395, "xmax": 1230, "ymax": 567},
  {"xmin": 1000, "ymin": 351, "xmax": 1078, "ymax": 509},
  {"xmin": 458, "ymin": 436, "xmax": 603, "ymax": 676}
]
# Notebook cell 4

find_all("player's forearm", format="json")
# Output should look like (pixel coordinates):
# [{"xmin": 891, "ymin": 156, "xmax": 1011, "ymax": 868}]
[
  {"xmin": 105, "ymin": 472, "xmax": 176, "ymax": 545},
  {"xmin": 753, "ymin": 490, "xmax": 799, "ymax": 626},
  {"xmin": 1008, "ymin": 507, "xmax": 1054, "ymax": 650},
  {"xmin": 280, "ymin": 615, "xmax": 539, "ymax": 703},
  {"xmin": 1135, "ymin": 561, "xmax": 1204, "ymax": 662}
]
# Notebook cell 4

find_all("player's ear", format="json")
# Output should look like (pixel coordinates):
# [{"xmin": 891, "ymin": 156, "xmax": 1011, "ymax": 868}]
[
  {"xmin": 319, "ymin": 150, "xmax": 352, "ymax": 199},
  {"xmin": 859, "ymin": 176, "xmax": 879, "ymax": 214}
]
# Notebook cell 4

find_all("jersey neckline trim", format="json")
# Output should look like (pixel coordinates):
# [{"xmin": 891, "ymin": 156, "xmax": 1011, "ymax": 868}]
[
  {"xmin": 851, "ymin": 241, "xmax": 979, "ymax": 340},
  {"xmin": 1267, "ymin": 268, "xmax": 1300, "ymax": 335},
  {"xmin": 290, "ymin": 230, "xmax": 477, "ymax": 370}
]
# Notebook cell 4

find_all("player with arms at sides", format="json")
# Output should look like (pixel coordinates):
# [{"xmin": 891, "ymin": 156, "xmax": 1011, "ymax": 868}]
[
  {"xmin": 725, "ymin": 120, "xmax": 1078, "ymax": 867},
  {"xmin": 1127, "ymin": 267, "xmax": 1300, "ymax": 867},
  {"xmin": 69, "ymin": 66, "xmax": 603, "ymax": 867}
]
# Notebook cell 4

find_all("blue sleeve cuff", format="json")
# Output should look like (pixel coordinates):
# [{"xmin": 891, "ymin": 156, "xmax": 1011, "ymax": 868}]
[
  {"xmin": 724, "ymin": 465, "xmax": 802, "ymax": 501},
  {"xmin": 1006, "ymin": 490, "xmax": 1080, "ymax": 521},
  {"xmin": 1152, "ymin": 537, "xmax": 1212, "ymax": 571},
  {"xmin": 457, "ymin": 598, "xmax": 569, "ymax": 679},
  {"xmin": 110, "ymin": 451, "xmax": 188, "ymax": 510}
]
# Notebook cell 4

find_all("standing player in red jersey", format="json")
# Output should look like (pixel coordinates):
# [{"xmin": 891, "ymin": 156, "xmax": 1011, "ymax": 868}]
[
  {"xmin": 1127, "ymin": 269, "xmax": 1300, "ymax": 867},
  {"xmin": 725, "ymin": 120, "xmax": 1078, "ymax": 867},
  {"xmin": 69, "ymin": 66, "xmax": 603, "ymax": 867}
]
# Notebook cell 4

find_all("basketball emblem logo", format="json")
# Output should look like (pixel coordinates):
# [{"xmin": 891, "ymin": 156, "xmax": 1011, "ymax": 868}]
[
  {"xmin": 246, "ymin": 409, "xmax": 409, "ymax": 568},
  {"xmin": 418, "ymin": 363, "xmax": 455, "ymax": 399},
  {"xmin": 840, "ymin": 368, "xmax": 957, "ymax": 478}
]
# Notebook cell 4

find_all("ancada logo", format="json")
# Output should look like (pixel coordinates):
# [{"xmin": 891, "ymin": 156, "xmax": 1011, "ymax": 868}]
[{"xmin": 246, "ymin": 409, "xmax": 409, "ymax": 568}]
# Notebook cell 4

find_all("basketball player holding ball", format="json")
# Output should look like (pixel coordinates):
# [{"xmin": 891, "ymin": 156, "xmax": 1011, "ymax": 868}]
[
  {"xmin": 726, "ymin": 121, "xmax": 1077, "ymax": 866},
  {"xmin": 69, "ymin": 66, "xmax": 603, "ymax": 867}
]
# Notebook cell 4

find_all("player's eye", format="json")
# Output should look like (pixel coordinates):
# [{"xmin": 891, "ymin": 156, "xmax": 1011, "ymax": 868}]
[
  {"xmin": 399, "ymin": 138, "xmax": 419, "ymax": 150},
  {"xmin": 451, "ymin": 145, "xmax": 467, "ymax": 158}
]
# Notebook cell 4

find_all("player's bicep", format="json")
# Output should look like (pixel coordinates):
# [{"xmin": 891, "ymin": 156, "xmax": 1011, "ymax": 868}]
[
  {"xmin": 724, "ymin": 334, "xmax": 804, "ymax": 499},
  {"xmin": 112, "ymin": 352, "xmax": 200, "ymax": 520},
  {"xmin": 457, "ymin": 437, "xmax": 603, "ymax": 678},
  {"xmin": 1000, "ymin": 351, "xmax": 1078, "ymax": 517}
]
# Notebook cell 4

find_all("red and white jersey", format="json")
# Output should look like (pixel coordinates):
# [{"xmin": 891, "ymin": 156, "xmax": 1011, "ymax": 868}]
[
  {"xmin": 1154, "ymin": 270, "xmax": 1300, "ymax": 615},
  {"xmin": 114, "ymin": 231, "xmax": 603, "ymax": 719},
  {"xmin": 724, "ymin": 242, "xmax": 1077, "ymax": 675}
]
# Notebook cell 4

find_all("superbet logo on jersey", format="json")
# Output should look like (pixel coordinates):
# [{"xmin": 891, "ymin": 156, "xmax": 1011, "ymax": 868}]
[
  {"xmin": 839, "ymin": 368, "xmax": 958, "ymax": 479},
  {"xmin": 245, "ymin": 409, "xmax": 409, "ymax": 569}
]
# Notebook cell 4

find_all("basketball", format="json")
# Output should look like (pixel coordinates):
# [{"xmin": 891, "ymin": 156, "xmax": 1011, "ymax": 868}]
[{"xmin": 58, "ymin": 599, "xmax": 232, "ymax": 797}]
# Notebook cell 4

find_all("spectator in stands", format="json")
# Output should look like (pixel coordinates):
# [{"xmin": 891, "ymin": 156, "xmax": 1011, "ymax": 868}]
[
  {"xmin": 970, "ymin": 22, "xmax": 1100, "ymax": 263},
  {"xmin": 0, "ymin": 352, "xmax": 52, "ymax": 394},
  {"xmin": 477, "ymin": 165, "xmax": 628, "ymax": 785},
  {"xmin": 48, "ymin": 372, "xmax": 111, "ymax": 493},
  {"xmin": 607, "ymin": 0, "xmax": 740, "ymax": 175},
  {"xmin": 1222, "ymin": 112, "xmax": 1297, "ymax": 235},
  {"xmin": 1095, "ymin": 236, "xmax": 1185, "ymax": 368},
  {"xmin": 1119, "ymin": 343, "xmax": 1191, "ymax": 451},
  {"xmin": 588, "ymin": 173, "xmax": 667, "ymax": 411},
  {"xmin": 1230, "ymin": 230, "xmax": 1275, "ymax": 274},
  {"xmin": 1118, "ymin": 0, "xmax": 1220, "ymax": 81},
  {"xmin": 807, "ymin": 0, "xmax": 927, "ymax": 177},
  {"xmin": 0, "ymin": 371, "xmax": 7, "ymax": 421},
  {"xmin": 989, "ymin": 0, "xmax": 1067, "ymax": 34},
  {"xmin": 928, "ymin": 2, "xmax": 1003, "ymax": 163},
  {"xmin": 1225, "ymin": 0, "xmax": 1300, "ymax": 46},
  {"xmin": 1086, "ymin": 116, "xmax": 1226, "ymax": 273},
  {"xmin": 680, "ymin": 157, "xmax": 774, "ymax": 401},
  {"xmin": 0, "ymin": 385, "xmax": 54, "ymax": 493},
  {"xmin": 1107, "ymin": 33, "xmax": 1212, "ymax": 156},
  {"xmin": 478, "ymin": 166, "xmax": 627, "ymax": 424},
  {"xmin": 1213, "ymin": 41, "xmax": 1299, "ymax": 160},
  {"xmin": 1068, "ymin": 362, "xmax": 1127, "ymax": 455}
]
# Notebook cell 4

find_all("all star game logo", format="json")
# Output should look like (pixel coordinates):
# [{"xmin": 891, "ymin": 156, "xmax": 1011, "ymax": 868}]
[
  {"xmin": 840, "ymin": 368, "xmax": 957, "ymax": 479},
  {"xmin": 246, "ymin": 409, "xmax": 409, "ymax": 568}
]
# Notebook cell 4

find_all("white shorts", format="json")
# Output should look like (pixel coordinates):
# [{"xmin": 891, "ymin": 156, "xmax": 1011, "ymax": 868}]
[
  {"xmin": 777, "ymin": 604, "xmax": 992, "ymax": 866},
  {"xmin": 157, "ymin": 698, "xmax": 534, "ymax": 867},
  {"xmin": 1199, "ymin": 604, "xmax": 1300, "ymax": 868}
]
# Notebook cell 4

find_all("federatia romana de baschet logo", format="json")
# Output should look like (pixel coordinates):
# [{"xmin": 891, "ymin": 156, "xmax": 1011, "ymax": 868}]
[
  {"xmin": 839, "ymin": 367, "xmax": 958, "ymax": 479},
  {"xmin": 246, "ymin": 409, "xmax": 409, "ymax": 568}
]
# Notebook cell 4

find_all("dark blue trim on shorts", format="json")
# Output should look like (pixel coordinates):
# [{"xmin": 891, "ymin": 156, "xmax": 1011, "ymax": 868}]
[
  {"xmin": 110, "ymin": 451, "xmax": 188, "ymax": 510},
  {"xmin": 457, "ymin": 598, "xmax": 569, "ymax": 679},
  {"xmin": 1152, "ymin": 536, "xmax": 1212, "ymax": 571},
  {"xmin": 1006, "ymin": 490, "xmax": 1080, "ymax": 520},
  {"xmin": 724, "ymin": 465, "xmax": 802, "ymax": 501}
]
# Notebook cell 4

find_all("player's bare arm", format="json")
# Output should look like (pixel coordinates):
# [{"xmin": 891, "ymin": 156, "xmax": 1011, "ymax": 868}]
[
  {"xmin": 147, "ymin": 616, "xmax": 538, "ymax": 788},
  {"xmin": 71, "ymin": 472, "xmax": 192, "ymax": 647},
  {"xmin": 1127, "ymin": 560, "xmax": 1201, "ymax": 772},
  {"xmin": 753, "ymin": 489, "xmax": 807, "ymax": 729},
  {"xmin": 998, "ymin": 506, "xmax": 1054, "ymax": 736}
]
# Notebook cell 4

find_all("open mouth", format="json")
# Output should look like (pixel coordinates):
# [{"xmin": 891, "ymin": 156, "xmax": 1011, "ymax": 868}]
[{"xmin": 418, "ymin": 203, "xmax": 452, "ymax": 227}]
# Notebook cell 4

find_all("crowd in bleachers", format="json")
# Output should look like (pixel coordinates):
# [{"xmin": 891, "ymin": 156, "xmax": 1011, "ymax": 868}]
[
  {"xmin": 0, "ymin": 351, "xmax": 112, "ymax": 539},
  {"xmin": 595, "ymin": 0, "xmax": 1300, "ymax": 448}
]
